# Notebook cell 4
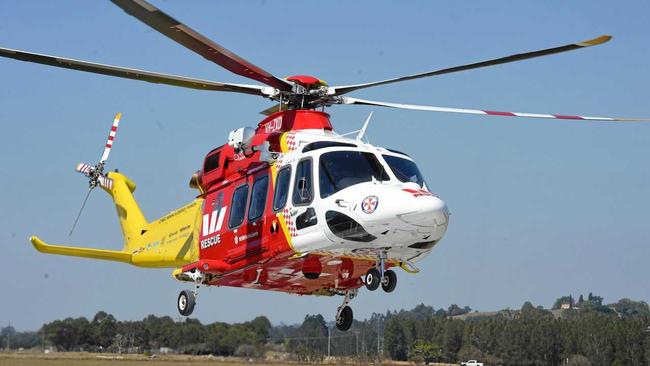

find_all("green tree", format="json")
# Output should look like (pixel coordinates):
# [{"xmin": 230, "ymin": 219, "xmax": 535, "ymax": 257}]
[
  {"xmin": 384, "ymin": 317, "xmax": 408, "ymax": 360},
  {"xmin": 410, "ymin": 339, "xmax": 442, "ymax": 363},
  {"xmin": 91, "ymin": 311, "xmax": 117, "ymax": 349},
  {"xmin": 448, "ymin": 304, "xmax": 470, "ymax": 316},
  {"xmin": 610, "ymin": 299, "xmax": 650, "ymax": 319},
  {"xmin": 553, "ymin": 295, "xmax": 574, "ymax": 310},
  {"xmin": 43, "ymin": 317, "xmax": 91, "ymax": 351},
  {"xmin": 288, "ymin": 314, "xmax": 327, "ymax": 360}
]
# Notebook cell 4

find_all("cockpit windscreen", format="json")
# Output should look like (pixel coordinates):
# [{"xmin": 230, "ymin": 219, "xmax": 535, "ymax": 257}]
[
  {"xmin": 383, "ymin": 155, "xmax": 427, "ymax": 188},
  {"xmin": 319, "ymin": 151, "xmax": 389, "ymax": 198}
]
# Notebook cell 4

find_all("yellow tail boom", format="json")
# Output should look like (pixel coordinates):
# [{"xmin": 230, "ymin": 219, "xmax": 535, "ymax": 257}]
[{"xmin": 30, "ymin": 171, "xmax": 203, "ymax": 268}]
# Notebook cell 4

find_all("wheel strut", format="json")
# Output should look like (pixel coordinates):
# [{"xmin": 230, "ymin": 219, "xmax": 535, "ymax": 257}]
[{"xmin": 378, "ymin": 250, "xmax": 387, "ymax": 278}]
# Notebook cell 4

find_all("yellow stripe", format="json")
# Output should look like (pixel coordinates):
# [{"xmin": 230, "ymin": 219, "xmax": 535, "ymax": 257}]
[
  {"xmin": 270, "ymin": 140, "xmax": 297, "ymax": 254},
  {"xmin": 577, "ymin": 35, "xmax": 611, "ymax": 47}
]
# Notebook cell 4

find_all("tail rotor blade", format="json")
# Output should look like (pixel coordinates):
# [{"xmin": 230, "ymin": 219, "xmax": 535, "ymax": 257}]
[
  {"xmin": 76, "ymin": 162, "xmax": 93, "ymax": 175},
  {"xmin": 100, "ymin": 112, "xmax": 122, "ymax": 163},
  {"xmin": 98, "ymin": 175, "xmax": 114, "ymax": 190},
  {"xmin": 69, "ymin": 188, "xmax": 93, "ymax": 237}
]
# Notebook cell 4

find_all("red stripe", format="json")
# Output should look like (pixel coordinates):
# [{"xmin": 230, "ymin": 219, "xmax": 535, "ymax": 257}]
[
  {"xmin": 108, "ymin": 136, "xmax": 114, "ymax": 141},
  {"xmin": 553, "ymin": 114, "xmax": 584, "ymax": 120},
  {"xmin": 105, "ymin": 144, "xmax": 112, "ymax": 148},
  {"xmin": 111, "ymin": 126, "xmax": 118, "ymax": 131},
  {"xmin": 485, "ymin": 110, "xmax": 516, "ymax": 117}
]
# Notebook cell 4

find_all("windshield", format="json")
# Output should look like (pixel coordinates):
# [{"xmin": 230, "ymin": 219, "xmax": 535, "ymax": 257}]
[
  {"xmin": 383, "ymin": 155, "xmax": 426, "ymax": 188},
  {"xmin": 319, "ymin": 151, "xmax": 389, "ymax": 198}
]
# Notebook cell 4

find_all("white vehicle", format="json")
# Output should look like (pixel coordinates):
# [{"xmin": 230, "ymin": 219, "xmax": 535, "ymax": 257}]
[{"xmin": 461, "ymin": 361, "xmax": 483, "ymax": 366}]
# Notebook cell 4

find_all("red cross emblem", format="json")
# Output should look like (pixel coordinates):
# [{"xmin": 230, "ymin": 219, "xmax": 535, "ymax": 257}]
[{"xmin": 361, "ymin": 195, "xmax": 379, "ymax": 214}]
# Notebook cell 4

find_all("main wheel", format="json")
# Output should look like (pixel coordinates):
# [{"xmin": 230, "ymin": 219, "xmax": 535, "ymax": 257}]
[
  {"xmin": 303, "ymin": 272, "xmax": 320, "ymax": 280},
  {"xmin": 365, "ymin": 268, "xmax": 381, "ymax": 291},
  {"xmin": 381, "ymin": 269, "xmax": 397, "ymax": 293},
  {"xmin": 177, "ymin": 290, "xmax": 195, "ymax": 316},
  {"xmin": 336, "ymin": 306, "xmax": 353, "ymax": 331}
]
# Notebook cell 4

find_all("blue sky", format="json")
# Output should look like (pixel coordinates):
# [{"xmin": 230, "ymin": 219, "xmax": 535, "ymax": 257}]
[{"xmin": 1, "ymin": 1, "xmax": 649, "ymax": 330}]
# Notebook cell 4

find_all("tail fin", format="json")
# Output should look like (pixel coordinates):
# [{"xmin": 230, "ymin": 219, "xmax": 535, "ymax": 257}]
[
  {"xmin": 100, "ymin": 171, "xmax": 148, "ymax": 251},
  {"xmin": 29, "ymin": 171, "xmax": 144, "ymax": 264}
]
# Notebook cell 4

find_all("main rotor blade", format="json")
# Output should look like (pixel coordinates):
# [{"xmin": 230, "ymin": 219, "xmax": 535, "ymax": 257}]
[
  {"xmin": 330, "ymin": 35, "xmax": 612, "ymax": 95},
  {"xmin": 0, "ymin": 47, "xmax": 267, "ymax": 96},
  {"xmin": 110, "ymin": 0, "xmax": 293, "ymax": 92},
  {"xmin": 340, "ymin": 97, "xmax": 650, "ymax": 122}
]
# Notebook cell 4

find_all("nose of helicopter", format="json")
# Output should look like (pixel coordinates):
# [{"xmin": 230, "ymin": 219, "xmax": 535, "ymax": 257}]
[
  {"xmin": 396, "ymin": 194, "xmax": 449, "ymax": 240},
  {"xmin": 351, "ymin": 184, "xmax": 449, "ymax": 243}
]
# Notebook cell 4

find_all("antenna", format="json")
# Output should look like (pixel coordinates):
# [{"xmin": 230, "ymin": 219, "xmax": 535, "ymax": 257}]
[
  {"xmin": 68, "ymin": 113, "xmax": 122, "ymax": 236},
  {"xmin": 356, "ymin": 112, "xmax": 373, "ymax": 141}
]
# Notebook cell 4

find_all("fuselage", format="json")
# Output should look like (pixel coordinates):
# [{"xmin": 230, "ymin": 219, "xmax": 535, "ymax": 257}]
[{"xmin": 185, "ymin": 110, "xmax": 449, "ymax": 295}]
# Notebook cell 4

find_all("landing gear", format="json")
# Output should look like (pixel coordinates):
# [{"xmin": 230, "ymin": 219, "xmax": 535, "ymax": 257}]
[
  {"xmin": 335, "ymin": 289, "xmax": 357, "ymax": 331},
  {"xmin": 177, "ymin": 289, "xmax": 195, "ymax": 316},
  {"xmin": 177, "ymin": 270, "xmax": 203, "ymax": 317},
  {"xmin": 365, "ymin": 251, "xmax": 398, "ymax": 292},
  {"xmin": 381, "ymin": 269, "xmax": 397, "ymax": 293}
]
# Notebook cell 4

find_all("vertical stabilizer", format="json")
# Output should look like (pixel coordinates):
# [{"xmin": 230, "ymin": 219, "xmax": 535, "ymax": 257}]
[{"xmin": 101, "ymin": 171, "xmax": 147, "ymax": 250}]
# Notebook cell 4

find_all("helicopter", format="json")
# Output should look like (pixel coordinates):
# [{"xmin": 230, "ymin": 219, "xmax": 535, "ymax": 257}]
[{"xmin": 1, "ymin": 0, "xmax": 648, "ymax": 331}]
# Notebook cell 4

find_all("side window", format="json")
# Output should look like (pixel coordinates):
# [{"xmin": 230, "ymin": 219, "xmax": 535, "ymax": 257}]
[
  {"xmin": 204, "ymin": 152, "xmax": 220, "ymax": 172},
  {"xmin": 248, "ymin": 175, "xmax": 269, "ymax": 222},
  {"xmin": 273, "ymin": 167, "xmax": 291, "ymax": 211},
  {"xmin": 228, "ymin": 184, "xmax": 249, "ymax": 228},
  {"xmin": 292, "ymin": 159, "xmax": 313, "ymax": 205}
]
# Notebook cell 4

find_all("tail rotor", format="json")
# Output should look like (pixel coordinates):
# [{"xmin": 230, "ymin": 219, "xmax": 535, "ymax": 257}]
[{"xmin": 69, "ymin": 112, "xmax": 122, "ymax": 236}]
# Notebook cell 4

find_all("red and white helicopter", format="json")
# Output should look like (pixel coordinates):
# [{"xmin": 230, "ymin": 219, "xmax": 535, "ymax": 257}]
[{"xmin": 1, "ymin": 0, "xmax": 648, "ymax": 331}]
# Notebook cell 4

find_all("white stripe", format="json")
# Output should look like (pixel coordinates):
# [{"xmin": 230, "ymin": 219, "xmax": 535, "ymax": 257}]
[
  {"xmin": 582, "ymin": 116, "xmax": 614, "ymax": 121},
  {"xmin": 513, "ymin": 112, "xmax": 555, "ymax": 119}
]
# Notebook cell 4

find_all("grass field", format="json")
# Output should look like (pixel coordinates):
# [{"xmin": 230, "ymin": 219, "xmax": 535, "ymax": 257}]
[
  {"xmin": 0, "ymin": 352, "xmax": 457, "ymax": 366},
  {"xmin": 0, "ymin": 352, "xmax": 281, "ymax": 366}
]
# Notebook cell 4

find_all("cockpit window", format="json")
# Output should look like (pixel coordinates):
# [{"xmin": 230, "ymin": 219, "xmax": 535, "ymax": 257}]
[
  {"xmin": 382, "ymin": 155, "xmax": 426, "ymax": 188},
  {"xmin": 319, "ymin": 151, "xmax": 389, "ymax": 199}
]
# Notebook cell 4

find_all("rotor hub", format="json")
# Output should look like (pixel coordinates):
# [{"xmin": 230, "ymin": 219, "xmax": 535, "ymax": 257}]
[{"xmin": 286, "ymin": 75, "xmax": 327, "ymax": 88}]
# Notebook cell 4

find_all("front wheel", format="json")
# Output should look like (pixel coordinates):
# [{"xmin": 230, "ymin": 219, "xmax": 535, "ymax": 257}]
[
  {"xmin": 177, "ymin": 289, "xmax": 195, "ymax": 316},
  {"xmin": 381, "ymin": 269, "xmax": 397, "ymax": 293},
  {"xmin": 365, "ymin": 268, "xmax": 381, "ymax": 291}
]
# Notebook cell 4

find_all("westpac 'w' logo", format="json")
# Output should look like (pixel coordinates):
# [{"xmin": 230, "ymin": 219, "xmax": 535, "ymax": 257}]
[{"xmin": 202, "ymin": 206, "xmax": 227, "ymax": 237}]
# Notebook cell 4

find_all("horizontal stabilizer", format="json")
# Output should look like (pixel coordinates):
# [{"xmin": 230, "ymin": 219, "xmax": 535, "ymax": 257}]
[{"xmin": 30, "ymin": 236, "xmax": 132, "ymax": 263}]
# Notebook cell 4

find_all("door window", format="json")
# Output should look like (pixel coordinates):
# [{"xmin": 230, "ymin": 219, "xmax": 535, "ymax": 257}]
[
  {"xmin": 273, "ymin": 167, "xmax": 291, "ymax": 211},
  {"xmin": 248, "ymin": 175, "xmax": 269, "ymax": 222},
  {"xmin": 228, "ymin": 184, "xmax": 249, "ymax": 228}
]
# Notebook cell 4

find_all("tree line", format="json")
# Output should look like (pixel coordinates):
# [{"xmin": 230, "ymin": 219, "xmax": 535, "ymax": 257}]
[{"xmin": 2, "ymin": 295, "xmax": 649, "ymax": 365}]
